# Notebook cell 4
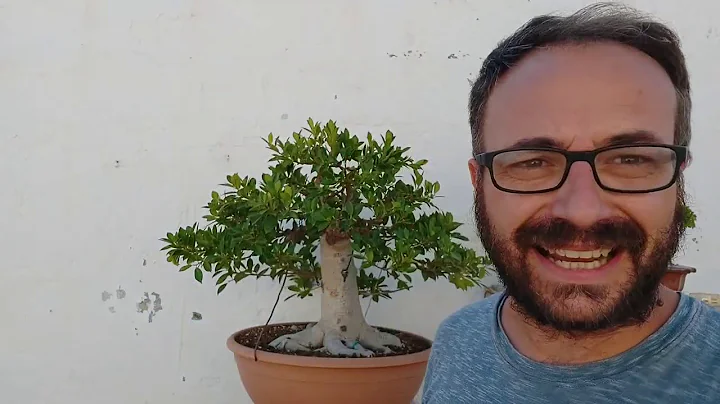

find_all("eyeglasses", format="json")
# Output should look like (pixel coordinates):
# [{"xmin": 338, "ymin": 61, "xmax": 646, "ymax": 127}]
[{"xmin": 473, "ymin": 144, "xmax": 688, "ymax": 194}]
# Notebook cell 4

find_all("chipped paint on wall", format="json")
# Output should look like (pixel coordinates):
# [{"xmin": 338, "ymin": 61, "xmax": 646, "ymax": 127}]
[
  {"xmin": 152, "ymin": 292, "xmax": 163, "ymax": 312},
  {"xmin": 136, "ymin": 292, "xmax": 163, "ymax": 323}
]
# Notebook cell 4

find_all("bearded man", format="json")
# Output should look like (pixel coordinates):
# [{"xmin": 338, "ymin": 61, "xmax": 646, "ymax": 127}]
[{"xmin": 422, "ymin": 4, "xmax": 720, "ymax": 403}]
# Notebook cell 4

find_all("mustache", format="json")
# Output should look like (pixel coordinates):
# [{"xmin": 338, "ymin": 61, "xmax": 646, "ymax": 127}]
[{"xmin": 513, "ymin": 217, "xmax": 646, "ymax": 255}]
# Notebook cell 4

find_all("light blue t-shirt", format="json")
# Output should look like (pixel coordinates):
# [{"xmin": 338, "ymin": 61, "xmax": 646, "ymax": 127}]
[{"xmin": 422, "ymin": 291, "xmax": 720, "ymax": 403}]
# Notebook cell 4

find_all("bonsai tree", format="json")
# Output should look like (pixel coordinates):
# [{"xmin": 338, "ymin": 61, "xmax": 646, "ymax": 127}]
[{"xmin": 161, "ymin": 119, "xmax": 491, "ymax": 357}]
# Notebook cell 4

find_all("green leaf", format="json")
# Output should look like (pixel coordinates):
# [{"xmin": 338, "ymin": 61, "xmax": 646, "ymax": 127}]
[
  {"xmin": 365, "ymin": 249, "xmax": 374, "ymax": 264},
  {"xmin": 217, "ymin": 283, "xmax": 228, "ymax": 294},
  {"xmin": 452, "ymin": 233, "xmax": 470, "ymax": 241},
  {"xmin": 413, "ymin": 169, "xmax": 423, "ymax": 185},
  {"xmin": 194, "ymin": 268, "xmax": 203, "ymax": 283},
  {"xmin": 216, "ymin": 273, "xmax": 230, "ymax": 285},
  {"xmin": 179, "ymin": 264, "xmax": 192, "ymax": 272},
  {"xmin": 263, "ymin": 217, "xmax": 276, "ymax": 233}
]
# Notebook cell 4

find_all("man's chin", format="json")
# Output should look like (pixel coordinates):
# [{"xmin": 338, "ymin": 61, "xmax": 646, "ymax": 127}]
[
  {"xmin": 508, "ymin": 257, "xmax": 638, "ymax": 333},
  {"xmin": 542, "ymin": 292, "xmax": 617, "ymax": 328},
  {"xmin": 509, "ymin": 280, "xmax": 622, "ymax": 333}
]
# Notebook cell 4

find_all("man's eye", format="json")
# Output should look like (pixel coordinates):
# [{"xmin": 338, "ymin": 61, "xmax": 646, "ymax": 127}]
[
  {"xmin": 614, "ymin": 155, "xmax": 649, "ymax": 165},
  {"xmin": 517, "ymin": 159, "xmax": 546, "ymax": 168}
]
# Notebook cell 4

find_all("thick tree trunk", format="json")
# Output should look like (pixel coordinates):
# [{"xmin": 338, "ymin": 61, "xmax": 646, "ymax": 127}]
[
  {"xmin": 317, "ymin": 235, "xmax": 367, "ymax": 340},
  {"xmin": 269, "ymin": 235, "xmax": 402, "ymax": 356}
]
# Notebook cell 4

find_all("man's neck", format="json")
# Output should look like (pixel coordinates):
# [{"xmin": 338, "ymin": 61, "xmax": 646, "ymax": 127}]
[{"xmin": 500, "ymin": 287, "xmax": 680, "ymax": 365}]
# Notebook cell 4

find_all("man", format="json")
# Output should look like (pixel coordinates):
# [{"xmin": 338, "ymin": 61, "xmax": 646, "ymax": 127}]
[{"xmin": 423, "ymin": 3, "xmax": 720, "ymax": 403}]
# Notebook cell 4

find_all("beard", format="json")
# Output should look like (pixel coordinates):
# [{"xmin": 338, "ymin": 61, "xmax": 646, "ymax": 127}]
[{"xmin": 473, "ymin": 178, "xmax": 687, "ymax": 335}]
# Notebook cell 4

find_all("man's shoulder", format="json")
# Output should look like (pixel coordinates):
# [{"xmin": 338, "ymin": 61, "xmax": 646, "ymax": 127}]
[
  {"xmin": 422, "ymin": 293, "xmax": 506, "ymax": 402},
  {"xmin": 687, "ymin": 294, "xmax": 720, "ymax": 346},
  {"xmin": 661, "ymin": 295, "xmax": 720, "ymax": 394},
  {"xmin": 434, "ymin": 292, "xmax": 503, "ymax": 342},
  {"xmin": 665, "ymin": 294, "xmax": 720, "ymax": 378}
]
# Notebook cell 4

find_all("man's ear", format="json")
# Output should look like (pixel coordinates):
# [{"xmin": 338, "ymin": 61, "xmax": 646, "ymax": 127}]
[
  {"xmin": 468, "ymin": 158, "xmax": 482, "ymax": 190},
  {"xmin": 680, "ymin": 151, "xmax": 692, "ymax": 171}
]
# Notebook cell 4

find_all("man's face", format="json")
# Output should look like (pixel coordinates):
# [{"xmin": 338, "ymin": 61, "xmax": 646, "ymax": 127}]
[{"xmin": 469, "ymin": 42, "xmax": 686, "ymax": 333}]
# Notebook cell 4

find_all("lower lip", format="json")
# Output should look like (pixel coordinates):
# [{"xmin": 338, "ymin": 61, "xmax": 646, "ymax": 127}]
[{"xmin": 531, "ymin": 248, "xmax": 625, "ymax": 284}]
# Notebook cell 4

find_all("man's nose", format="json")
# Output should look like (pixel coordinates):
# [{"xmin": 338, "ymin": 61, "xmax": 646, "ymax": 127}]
[{"xmin": 550, "ymin": 162, "xmax": 614, "ymax": 227}]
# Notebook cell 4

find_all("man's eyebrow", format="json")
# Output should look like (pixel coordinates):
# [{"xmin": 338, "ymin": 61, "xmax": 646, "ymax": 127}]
[
  {"xmin": 597, "ymin": 130, "xmax": 664, "ymax": 147},
  {"xmin": 504, "ymin": 131, "xmax": 664, "ymax": 150},
  {"xmin": 507, "ymin": 137, "xmax": 565, "ymax": 149}
]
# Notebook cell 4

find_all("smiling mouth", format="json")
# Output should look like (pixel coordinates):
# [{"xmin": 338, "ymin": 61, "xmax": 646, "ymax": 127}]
[{"xmin": 535, "ymin": 246, "xmax": 621, "ymax": 270}]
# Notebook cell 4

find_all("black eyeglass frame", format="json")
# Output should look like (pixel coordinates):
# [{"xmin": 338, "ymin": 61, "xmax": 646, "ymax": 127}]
[{"xmin": 473, "ymin": 143, "xmax": 689, "ymax": 195}]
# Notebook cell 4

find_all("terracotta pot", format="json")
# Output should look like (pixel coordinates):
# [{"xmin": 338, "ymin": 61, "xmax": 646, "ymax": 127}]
[
  {"xmin": 226, "ymin": 322, "xmax": 432, "ymax": 404},
  {"xmin": 661, "ymin": 264, "xmax": 696, "ymax": 291}
]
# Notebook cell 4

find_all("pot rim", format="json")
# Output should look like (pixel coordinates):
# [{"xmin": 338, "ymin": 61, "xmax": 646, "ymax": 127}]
[
  {"xmin": 226, "ymin": 321, "xmax": 433, "ymax": 369},
  {"xmin": 667, "ymin": 263, "xmax": 697, "ymax": 274}
]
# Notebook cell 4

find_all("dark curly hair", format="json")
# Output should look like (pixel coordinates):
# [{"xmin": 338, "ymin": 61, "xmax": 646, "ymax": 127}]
[{"xmin": 469, "ymin": 2, "xmax": 691, "ymax": 154}]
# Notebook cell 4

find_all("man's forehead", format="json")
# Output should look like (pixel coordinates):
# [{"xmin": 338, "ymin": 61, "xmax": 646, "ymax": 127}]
[{"xmin": 481, "ymin": 42, "xmax": 677, "ymax": 151}]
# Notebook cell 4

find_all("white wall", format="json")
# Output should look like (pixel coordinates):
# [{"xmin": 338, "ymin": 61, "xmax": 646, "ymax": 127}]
[{"xmin": 2, "ymin": 1, "xmax": 718, "ymax": 403}]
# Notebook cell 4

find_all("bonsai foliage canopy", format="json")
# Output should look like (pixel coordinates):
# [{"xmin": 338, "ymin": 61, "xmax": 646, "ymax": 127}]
[
  {"xmin": 161, "ymin": 119, "xmax": 491, "ymax": 302},
  {"xmin": 682, "ymin": 204, "xmax": 696, "ymax": 230}
]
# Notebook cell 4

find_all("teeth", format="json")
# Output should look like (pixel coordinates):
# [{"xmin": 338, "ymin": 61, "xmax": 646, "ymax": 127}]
[
  {"xmin": 577, "ymin": 251, "xmax": 593, "ymax": 259},
  {"xmin": 550, "ymin": 257, "xmax": 608, "ymax": 270},
  {"xmin": 551, "ymin": 248, "xmax": 611, "ymax": 258},
  {"xmin": 544, "ymin": 248, "xmax": 614, "ymax": 270}
]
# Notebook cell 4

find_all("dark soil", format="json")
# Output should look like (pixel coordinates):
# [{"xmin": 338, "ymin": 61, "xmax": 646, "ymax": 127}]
[{"xmin": 235, "ymin": 322, "xmax": 432, "ymax": 358}]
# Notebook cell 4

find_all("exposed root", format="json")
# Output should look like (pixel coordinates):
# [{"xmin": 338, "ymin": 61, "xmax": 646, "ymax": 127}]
[
  {"xmin": 268, "ymin": 323, "xmax": 324, "ymax": 352},
  {"xmin": 324, "ymin": 330, "xmax": 375, "ymax": 357},
  {"xmin": 268, "ymin": 322, "xmax": 404, "ymax": 357},
  {"xmin": 359, "ymin": 325, "xmax": 403, "ymax": 354}
]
